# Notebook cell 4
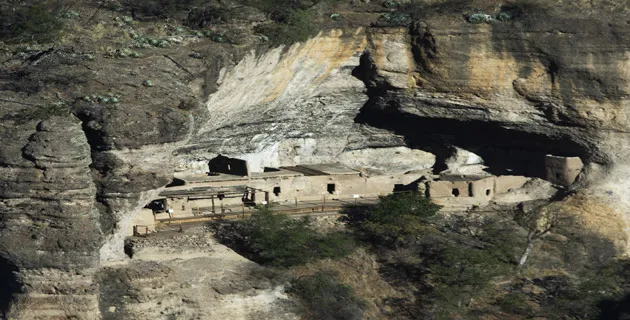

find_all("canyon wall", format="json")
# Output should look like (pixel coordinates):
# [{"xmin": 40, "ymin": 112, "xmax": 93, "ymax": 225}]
[{"xmin": 1, "ymin": 2, "xmax": 630, "ymax": 317}]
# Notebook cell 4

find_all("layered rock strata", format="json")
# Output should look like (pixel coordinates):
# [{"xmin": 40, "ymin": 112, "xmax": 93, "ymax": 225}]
[{"xmin": 0, "ymin": 117, "xmax": 101, "ymax": 319}]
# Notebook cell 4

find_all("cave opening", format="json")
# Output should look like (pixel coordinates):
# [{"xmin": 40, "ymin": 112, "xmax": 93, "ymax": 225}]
[{"xmin": 354, "ymin": 106, "xmax": 593, "ymax": 179}]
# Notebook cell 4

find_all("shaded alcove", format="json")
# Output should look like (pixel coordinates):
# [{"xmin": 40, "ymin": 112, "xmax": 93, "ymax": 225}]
[
  {"xmin": 0, "ymin": 257, "xmax": 21, "ymax": 317},
  {"xmin": 165, "ymin": 178, "xmax": 185, "ymax": 187},
  {"xmin": 354, "ymin": 105, "xmax": 594, "ymax": 178}
]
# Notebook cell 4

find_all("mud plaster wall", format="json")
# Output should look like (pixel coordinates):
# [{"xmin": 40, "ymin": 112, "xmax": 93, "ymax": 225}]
[
  {"xmin": 545, "ymin": 155, "xmax": 584, "ymax": 186},
  {"xmin": 428, "ymin": 176, "xmax": 530, "ymax": 199},
  {"xmin": 470, "ymin": 177, "xmax": 495, "ymax": 198},
  {"xmin": 495, "ymin": 176, "xmax": 529, "ymax": 193}
]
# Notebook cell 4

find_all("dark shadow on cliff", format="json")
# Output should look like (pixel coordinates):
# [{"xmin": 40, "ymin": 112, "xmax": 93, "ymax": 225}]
[
  {"xmin": 599, "ymin": 294, "xmax": 630, "ymax": 320},
  {"xmin": 350, "ymin": 37, "xmax": 595, "ymax": 177},
  {"xmin": 354, "ymin": 104, "xmax": 589, "ymax": 177},
  {"xmin": 0, "ymin": 257, "xmax": 21, "ymax": 317}
]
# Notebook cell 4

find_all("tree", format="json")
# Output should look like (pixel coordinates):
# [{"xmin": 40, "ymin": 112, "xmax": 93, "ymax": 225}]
[
  {"xmin": 513, "ymin": 203, "xmax": 563, "ymax": 272},
  {"xmin": 216, "ymin": 206, "xmax": 355, "ymax": 267},
  {"xmin": 354, "ymin": 191, "xmax": 442, "ymax": 246},
  {"xmin": 0, "ymin": 3, "xmax": 63, "ymax": 43},
  {"xmin": 289, "ymin": 271, "xmax": 365, "ymax": 320}
]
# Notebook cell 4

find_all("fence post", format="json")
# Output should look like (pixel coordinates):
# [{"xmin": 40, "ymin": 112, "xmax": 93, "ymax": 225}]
[{"xmin": 322, "ymin": 195, "xmax": 325, "ymax": 212}]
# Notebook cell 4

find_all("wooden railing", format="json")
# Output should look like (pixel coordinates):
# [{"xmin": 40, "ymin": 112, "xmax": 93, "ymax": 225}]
[{"xmin": 141, "ymin": 191, "xmax": 415, "ymax": 234}]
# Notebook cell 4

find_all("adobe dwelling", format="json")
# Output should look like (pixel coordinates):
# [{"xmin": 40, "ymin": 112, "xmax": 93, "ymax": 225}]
[
  {"xmin": 130, "ymin": 159, "xmax": 434, "ymax": 234},
  {"xmin": 426, "ymin": 175, "xmax": 529, "ymax": 200},
  {"xmin": 131, "ymin": 153, "xmax": 546, "ymax": 235},
  {"xmin": 545, "ymin": 155, "xmax": 584, "ymax": 186}
]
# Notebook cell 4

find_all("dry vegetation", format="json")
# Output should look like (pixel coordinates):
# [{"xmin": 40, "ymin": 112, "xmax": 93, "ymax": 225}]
[{"xmin": 213, "ymin": 192, "xmax": 630, "ymax": 319}]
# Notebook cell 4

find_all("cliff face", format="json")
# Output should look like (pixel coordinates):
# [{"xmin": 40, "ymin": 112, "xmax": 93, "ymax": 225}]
[
  {"xmin": 1, "ymin": 1, "xmax": 630, "ymax": 318},
  {"xmin": 359, "ymin": 18, "xmax": 630, "ymax": 166},
  {"xmin": 180, "ymin": 29, "xmax": 373, "ymax": 172},
  {"xmin": 0, "ymin": 117, "xmax": 102, "ymax": 319}
]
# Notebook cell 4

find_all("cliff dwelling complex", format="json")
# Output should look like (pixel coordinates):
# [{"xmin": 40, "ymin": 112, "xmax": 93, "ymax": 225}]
[{"xmin": 133, "ymin": 154, "xmax": 584, "ymax": 235}]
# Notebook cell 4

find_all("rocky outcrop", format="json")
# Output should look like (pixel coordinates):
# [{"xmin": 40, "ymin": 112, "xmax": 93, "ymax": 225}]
[
  {"xmin": 75, "ymin": 103, "xmax": 193, "ymax": 262},
  {"xmin": 104, "ymin": 231, "xmax": 298, "ymax": 320},
  {"xmin": 177, "ymin": 29, "xmax": 375, "ymax": 173},
  {"xmin": 0, "ymin": 116, "xmax": 101, "ymax": 319},
  {"xmin": 357, "ymin": 15, "xmax": 630, "ymax": 169}
]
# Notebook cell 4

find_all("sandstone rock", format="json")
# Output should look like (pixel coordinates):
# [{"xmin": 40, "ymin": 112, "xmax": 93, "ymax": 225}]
[
  {"xmin": 0, "ymin": 116, "xmax": 102, "ymax": 319},
  {"xmin": 108, "ymin": 233, "xmax": 298, "ymax": 320},
  {"xmin": 338, "ymin": 146, "xmax": 435, "ymax": 174}
]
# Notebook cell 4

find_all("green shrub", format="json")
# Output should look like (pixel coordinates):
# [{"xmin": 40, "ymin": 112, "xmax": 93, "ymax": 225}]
[
  {"xmin": 118, "ymin": 0, "xmax": 203, "ymax": 19},
  {"xmin": 497, "ymin": 292, "xmax": 532, "ymax": 316},
  {"xmin": 465, "ymin": 13, "xmax": 494, "ymax": 24},
  {"xmin": 352, "ymin": 192, "xmax": 441, "ymax": 246},
  {"xmin": 495, "ymin": 11, "xmax": 512, "ymax": 22},
  {"xmin": 105, "ymin": 48, "xmax": 142, "ymax": 58},
  {"xmin": 536, "ymin": 261, "xmax": 630, "ymax": 320},
  {"xmin": 312, "ymin": 231, "xmax": 357, "ymax": 259},
  {"xmin": 185, "ymin": 6, "xmax": 234, "ymax": 28},
  {"xmin": 384, "ymin": 0, "xmax": 399, "ymax": 9},
  {"xmin": 255, "ymin": 9, "xmax": 316, "ymax": 46},
  {"xmin": 422, "ymin": 243, "xmax": 512, "ymax": 318},
  {"xmin": 290, "ymin": 271, "xmax": 365, "ymax": 320},
  {"xmin": 82, "ymin": 93, "xmax": 122, "ymax": 104},
  {"xmin": 225, "ymin": 207, "xmax": 355, "ymax": 267},
  {"xmin": 0, "ymin": 4, "xmax": 63, "ymax": 43},
  {"xmin": 2, "ymin": 103, "xmax": 70, "ymax": 124},
  {"xmin": 378, "ymin": 12, "xmax": 412, "ymax": 26}
]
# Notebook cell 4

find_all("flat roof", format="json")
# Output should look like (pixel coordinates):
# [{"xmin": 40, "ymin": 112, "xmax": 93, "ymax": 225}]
[
  {"xmin": 250, "ymin": 168, "xmax": 304, "ymax": 179},
  {"xmin": 439, "ymin": 173, "xmax": 493, "ymax": 182},
  {"xmin": 171, "ymin": 164, "xmax": 357, "ymax": 186},
  {"xmin": 175, "ymin": 173, "xmax": 248, "ymax": 184},
  {"xmin": 281, "ymin": 163, "xmax": 358, "ymax": 176},
  {"xmin": 160, "ymin": 185, "xmax": 247, "ymax": 197}
]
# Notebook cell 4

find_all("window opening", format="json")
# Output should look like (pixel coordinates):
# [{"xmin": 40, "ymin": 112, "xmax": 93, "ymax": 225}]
[
  {"xmin": 452, "ymin": 188, "xmax": 460, "ymax": 197},
  {"xmin": 327, "ymin": 184, "xmax": 336, "ymax": 194},
  {"xmin": 149, "ymin": 199, "xmax": 165, "ymax": 213},
  {"xmin": 273, "ymin": 187, "xmax": 281, "ymax": 196}
]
